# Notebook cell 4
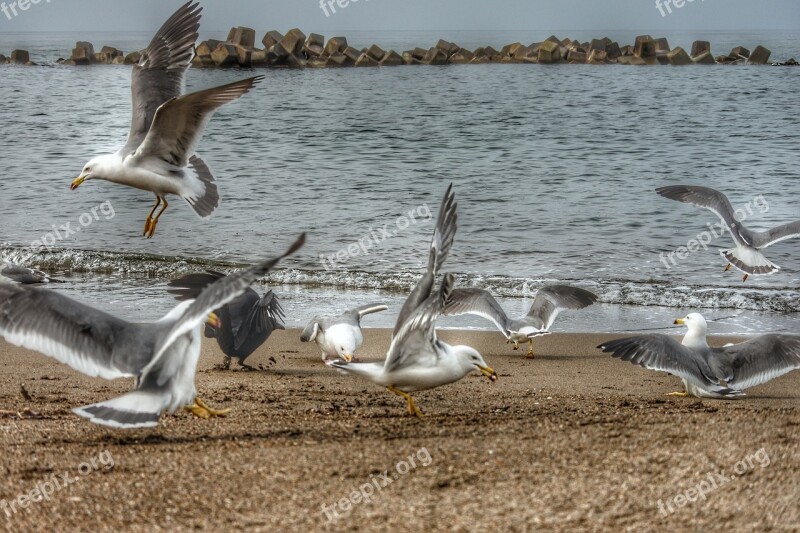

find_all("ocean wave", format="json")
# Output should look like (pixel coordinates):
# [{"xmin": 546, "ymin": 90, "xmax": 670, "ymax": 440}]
[{"xmin": 2, "ymin": 245, "xmax": 797, "ymax": 313}]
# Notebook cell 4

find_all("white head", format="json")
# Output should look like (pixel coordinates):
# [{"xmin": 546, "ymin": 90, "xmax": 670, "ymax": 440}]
[
  {"xmin": 334, "ymin": 336, "xmax": 359, "ymax": 363},
  {"xmin": 674, "ymin": 312, "xmax": 708, "ymax": 348},
  {"xmin": 454, "ymin": 346, "xmax": 498, "ymax": 382},
  {"xmin": 72, "ymin": 154, "xmax": 118, "ymax": 190}
]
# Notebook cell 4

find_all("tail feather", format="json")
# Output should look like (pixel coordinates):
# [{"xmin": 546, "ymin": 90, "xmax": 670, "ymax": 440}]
[
  {"xmin": 73, "ymin": 390, "xmax": 166, "ymax": 429},
  {"xmin": 721, "ymin": 248, "xmax": 779, "ymax": 276},
  {"xmin": 183, "ymin": 155, "xmax": 219, "ymax": 219}
]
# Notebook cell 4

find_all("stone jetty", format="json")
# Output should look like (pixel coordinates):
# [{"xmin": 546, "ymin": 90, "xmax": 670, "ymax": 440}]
[{"xmin": 4, "ymin": 30, "xmax": 798, "ymax": 68}]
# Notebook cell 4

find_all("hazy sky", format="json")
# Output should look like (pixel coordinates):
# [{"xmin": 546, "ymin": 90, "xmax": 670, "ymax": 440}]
[{"xmin": 0, "ymin": 0, "xmax": 798, "ymax": 33}]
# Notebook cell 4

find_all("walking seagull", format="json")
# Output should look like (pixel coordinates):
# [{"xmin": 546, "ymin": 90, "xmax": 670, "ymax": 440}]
[
  {"xmin": 443, "ymin": 285, "xmax": 598, "ymax": 358},
  {"xmin": 300, "ymin": 304, "xmax": 388, "ymax": 362},
  {"xmin": 327, "ymin": 185, "xmax": 497, "ymax": 417},
  {"xmin": 70, "ymin": 2, "xmax": 262, "ymax": 238},
  {"xmin": 656, "ymin": 185, "xmax": 800, "ymax": 281},
  {"xmin": 168, "ymin": 271, "xmax": 286, "ymax": 370},
  {"xmin": 0, "ymin": 234, "xmax": 305, "ymax": 428},
  {"xmin": 598, "ymin": 313, "xmax": 800, "ymax": 399}
]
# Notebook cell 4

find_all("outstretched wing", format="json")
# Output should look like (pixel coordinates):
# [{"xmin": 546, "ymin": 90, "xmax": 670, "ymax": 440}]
[
  {"xmin": 346, "ymin": 303, "xmax": 389, "ymax": 323},
  {"xmin": 393, "ymin": 184, "xmax": 457, "ymax": 336},
  {"xmin": 0, "ymin": 283, "xmax": 140, "ymax": 380},
  {"xmin": 385, "ymin": 273, "xmax": 454, "ymax": 373},
  {"xmin": 714, "ymin": 334, "xmax": 800, "ymax": 390},
  {"xmin": 133, "ymin": 76, "xmax": 262, "ymax": 168},
  {"xmin": 655, "ymin": 185, "xmax": 750, "ymax": 246},
  {"xmin": 121, "ymin": 1, "xmax": 201, "ymax": 157},
  {"xmin": 300, "ymin": 319, "xmax": 320, "ymax": 342},
  {"xmin": 234, "ymin": 291, "xmax": 285, "ymax": 352},
  {"xmin": 443, "ymin": 288, "xmax": 511, "ymax": 338},
  {"xmin": 752, "ymin": 221, "xmax": 800, "ymax": 249},
  {"xmin": 527, "ymin": 285, "xmax": 598, "ymax": 332},
  {"xmin": 144, "ymin": 234, "xmax": 305, "ymax": 374}
]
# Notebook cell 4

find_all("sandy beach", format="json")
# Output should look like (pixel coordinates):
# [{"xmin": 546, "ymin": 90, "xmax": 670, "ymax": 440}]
[{"xmin": 0, "ymin": 329, "xmax": 797, "ymax": 531}]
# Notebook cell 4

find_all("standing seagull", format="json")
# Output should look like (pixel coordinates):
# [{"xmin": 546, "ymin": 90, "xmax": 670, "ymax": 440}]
[
  {"xmin": 168, "ymin": 271, "xmax": 286, "ymax": 370},
  {"xmin": 656, "ymin": 185, "xmax": 800, "ymax": 281},
  {"xmin": 0, "ymin": 234, "xmax": 305, "ymax": 428},
  {"xmin": 443, "ymin": 285, "xmax": 598, "ymax": 358},
  {"xmin": 300, "ymin": 304, "xmax": 388, "ymax": 362},
  {"xmin": 71, "ymin": 2, "xmax": 262, "ymax": 238},
  {"xmin": 328, "ymin": 185, "xmax": 497, "ymax": 417},
  {"xmin": 598, "ymin": 313, "xmax": 800, "ymax": 399}
]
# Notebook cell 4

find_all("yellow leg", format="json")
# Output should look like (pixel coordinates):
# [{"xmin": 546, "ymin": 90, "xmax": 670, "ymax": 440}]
[
  {"xmin": 143, "ymin": 197, "xmax": 161, "ymax": 236},
  {"xmin": 388, "ymin": 386, "xmax": 423, "ymax": 417},
  {"xmin": 742, "ymin": 274, "xmax": 749, "ymax": 282},
  {"xmin": 526, "ymin": 338, "xmax": 535, "ymax": 359},
  {"xmin": 146, "ymin": 197, "xmax": 168, "ymax": 239},
  {"xmin": 184, "ymin": 396, "xmax": 230, "ymax": 419},
  {"xmin": 666, "ymin": 391, "xmax": 689, "ymax": 397},
  {"xmin": 512, "ymin": 341, "xmax": 519, "ymax": 351},
  {"xmin": 724, "ymin": 263, "xmax": 731, "ymax": 272}
]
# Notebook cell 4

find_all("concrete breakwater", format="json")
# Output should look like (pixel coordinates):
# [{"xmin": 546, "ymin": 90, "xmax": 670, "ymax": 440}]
[{"xmin": 3, "ymin": 28, "xmax": 798, "ymax": 68}]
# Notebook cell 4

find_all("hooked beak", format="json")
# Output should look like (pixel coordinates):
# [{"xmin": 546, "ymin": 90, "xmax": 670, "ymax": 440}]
[
  {"xmin": 206, "ymin": 312, "xmax": 221, "ymax": 329},
  {"xmin": 478, "ymin": 365, "xmax": 498, "ymax": 382},
  {"xmin": 71, "ymin": 175, "xmax": 87, "ymax": 190},
  {"xmin": 341, "ymin": 353, "xmax": 354, "ymax": 363},
  {"xmin": 674, "ymin": 318, "xmax": 685, "ymax": 325}
]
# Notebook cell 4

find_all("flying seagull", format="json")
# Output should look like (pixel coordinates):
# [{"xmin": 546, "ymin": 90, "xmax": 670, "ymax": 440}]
[
  {"xmin": 71, "ymin": 1, "xmax": 263, "ymax": 238},
  {"xmin": 443, "ymin": 285, "xmax": 598, "ymax": 358},
  {"xmin": 1, "ymin": 263, "xmax": 61, "ymax": 285},
  {"xmin": 327, "ymin": 185, "xmax": 497, "ymax": 417},
  {"xmin": 167, "ymin": 271, "xmax": 286, "ymax": 370},
  {"xmin": 0, "ymin": 234, "xmax": 305, "ymax": 428},
  {"xmin": 656, "ymin": 185, "xmax": 800, "ymax": 281},
  {"xmin": 300, "ymin": 304, "xmax": 388, "ymax": 362},
  {"xmin": 598, "ymin": 312, "xmax": 800, "ymax": 399}
]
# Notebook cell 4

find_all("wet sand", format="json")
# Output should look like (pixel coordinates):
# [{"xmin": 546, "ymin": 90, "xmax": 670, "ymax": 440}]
[{"xmin": 0, "ymin": 330, "xmax": 798, "ymax": 531}]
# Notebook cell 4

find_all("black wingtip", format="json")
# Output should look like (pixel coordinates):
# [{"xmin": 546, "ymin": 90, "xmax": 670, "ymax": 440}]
[{"xmin": 284, "ymin": 233, "xmax": 306, "ymax": 258}]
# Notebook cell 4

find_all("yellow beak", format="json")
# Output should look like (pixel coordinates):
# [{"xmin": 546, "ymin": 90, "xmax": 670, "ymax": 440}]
[
  {"xmin": 341, "ymin": 354, "xmax": 353, "ymax": 363},
  {"xmin": 674, "ymin": 318, "xmax": 685, "ymax": 325},
  {"xmin": 71, "ymin": 176, "xmax": 86, "ymax": 190},
  {"xmin": 478, "ymin": 365, "xmax": 498, "ymax": 382},
  {"xmin": 207, "ymin": 312, "xmax": 221, "ymax": 329}
]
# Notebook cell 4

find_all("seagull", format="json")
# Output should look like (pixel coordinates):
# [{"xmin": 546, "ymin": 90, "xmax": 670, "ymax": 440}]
[
  {"xmin": 443, "ymin": 285, "xmax": 598, "ymax": 358},
  {"xmin": 0, "ymin": 234, "xmax": 305, "ymax": 428},
  {"xmin": 300, "ymin": 304, "xmax": 388, "ymax": 362},
  {"xmin": 70, "ymin": 1, "xmax": 262, "ymax": 238},
  {"xmin": 656, "ymin": 185, "xmax": 800, "ymax": 281},
  {"xmin": 598, "ymin": 312, "xmax": 800, "ymax": 399},
  {"xmin": 327, "ymin": 185, "xmax": 497, "ymax": 417},
  {"xmin": 167, "ymin": 271, "xmax": 286, "ymax": 370},
  {"xmin": 1, "ymin": 263, "xmax": 61, "ymax": 285}
]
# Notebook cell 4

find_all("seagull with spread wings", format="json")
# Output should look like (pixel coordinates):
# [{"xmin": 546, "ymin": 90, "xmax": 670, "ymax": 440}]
[
  {"xmin": 0, "ymin": 234, "xmax": 304, "ymax": 428},
  {"xmin": 327, "ymin": 185, "xmax": 497, "ymax": 417},
  {"xmin": 300, "ymin": 304, "xmax": 388, "ymax": 362},
  {"xmin": 70, "ymin": 2, "xmax": 262, "ymax": 238},
  {"xmin": 443, "ymin": 285, "xmax": 598, "ymax": 358},
  {"xmin": 598, "ymin": 313, "xmax": 800, "ymax": 399}
]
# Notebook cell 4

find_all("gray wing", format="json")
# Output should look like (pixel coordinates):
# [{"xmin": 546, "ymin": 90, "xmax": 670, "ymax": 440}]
[
  {"xmin": 385, "ymin": 273, "xmax": 454, "ymax": 373},
  {"xmin": 133, "ymin": 76, "xmax": 262, "ymax": 167},
  {"xmin": 121, "ymin": 1, "xmax": 201, "ymax": 157},
  {"xmin": 0, "ymin": 283, "xmax": 143, "ymax": 380},
  {"xmin": 300, "ymin": 319, "xmax": 321, "ymax": 342},
  {"xmin": 443, "ymin": 288, "xmax": 511, "ymax": 338},
  {"xmin": 598, "ymin": 334, "xmax": 730, "ymax": 392},
  {"xmin": 751, "ymin": 221, "xmax": 800, "ymax": 249},
  {"xmin": 526, "ymin": 285, "xmax": 598, "ymax": 331},
  {"xmin": 655, "ymin": 185, "xmax": 750, "ymax": 246},
  {"xmin": 234, "ymin": 291, "xmax": 285, "ymax": 351},
  {"xmin": 393, "ymin": 184, "xmax": 457, "ymax": 336},
  {"xmin": 713, "ymin": 335, "xmax": 800, "ymax": 390},
  {"xmin": 167, "ymin": 270, "xmax": 225, "ymax": 301},
  {"xmin": 1, "ymin": 264, "xmax": 54, "ymax": 284},
  {"xmin": 345, "ymin": 303, "xmax": 389, "ymax": 322},
  {"xmin": 144, "ymin": 234, "xmax": 305, "ymax": 373}
]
